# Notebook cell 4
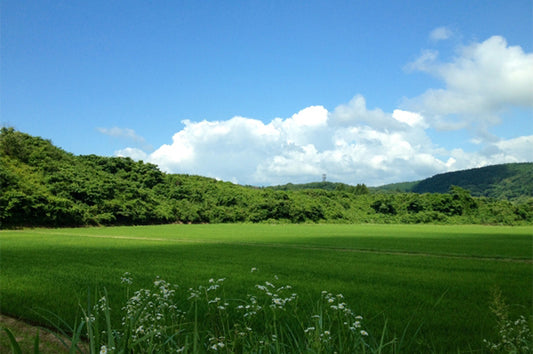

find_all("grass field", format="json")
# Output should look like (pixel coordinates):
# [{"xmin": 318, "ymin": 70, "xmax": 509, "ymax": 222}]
[{"xmin": 1, "ymin": 224, "xmax": 532, "ymax": 352}]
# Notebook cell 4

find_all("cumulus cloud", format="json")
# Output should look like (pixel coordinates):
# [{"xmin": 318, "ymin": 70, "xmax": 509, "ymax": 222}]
[
  {"xmin": 405, "ymin": 36, "xmax": 533, "ymax": 138},
  {"xmin": 115, "ymin": 97, "xmax": 451, "ymax": 186},
  {"xmin": 445, "ymin": 135, "xmax": 533, "ymax": 171},
  {"xmin": 392, "ymin": 110, "xmax": 428, "ymax": 128},
  {"xmin": 116, "ymin": 94, "xmax": 531, "ymax": 186},
  {"xmin": 149, "ymin": 116, "xmax": 281, "ymax": 182},
  {"xmin": 115, "ymin": 35, "xmax": 532, "ymax": 186},
  {"xmin": 115, "ymin": 147, "xmax": 149, "ymax": 161}
]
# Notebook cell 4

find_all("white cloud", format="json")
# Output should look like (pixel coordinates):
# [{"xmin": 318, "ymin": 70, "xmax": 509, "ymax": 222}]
[
  {"xmin": 116, "ymin": 147, "xmax": 148, "ymax": 161},
  {"xmin": 429, "ymin": 26, "xmax": 452, "ymax": 41},
  {"xmin": 148, "ymin": 116, "xmax": 281, "ymax": 183},
  {"xmin": 98, "ymin": 127, "xmax": 145, "ymax": 142},
  {"xmin": 405, "ymin": 36, "xmax": 533, "ymax": 139},
  {"xmin": 114, "ymin": 98, "xmax": 449, "ymax": 186},
  {"xmin": 392, "ymin": 109, "xmax": 428, "ymax": 128},
  {"xmin": 115, "ymin": 95, "xmax": 531, "ymax": 186},
  {"xmin": 329, "ymin": 95, "xmax": 398, "ymax": 130},
  {"xmin": 97, "ymin": 127, "xmax": 153, "ymax": 150},
  {"xmin": 494, "ymin": 135, "xmax": 533, "ymax": 161},
  {"xmin": 115, "ymin": 35, "xmax": 532, "ymax": 186},
  {"xmin": 437, "ymin": 135, "xmax": 533, "ymax": 172}
]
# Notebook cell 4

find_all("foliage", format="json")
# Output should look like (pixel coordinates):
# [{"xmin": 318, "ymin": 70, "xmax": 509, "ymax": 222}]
[
  {"xmin": 1, "ymin": 128, "xmax": 532, "ymax": 228},
  {"xmin": 374, "ymin": 162, "xmax": 533, "ymax": 201},
  {"xmin": 269, "ymin": 181, "xmax": 370, "ymax": 195}
]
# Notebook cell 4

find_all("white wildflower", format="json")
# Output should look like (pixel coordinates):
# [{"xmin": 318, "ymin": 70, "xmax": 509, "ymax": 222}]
[
  {"xmin": 120, "ymin": 272, "xmax": 133, "ymax": 285},
  {"xmin": 208, "ymin": 297, "xmax": 221, "ymax": 304}
]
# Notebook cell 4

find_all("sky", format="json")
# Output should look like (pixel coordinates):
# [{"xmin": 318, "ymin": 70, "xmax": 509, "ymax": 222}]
[{"xmin": 1, "ymin": 0, "xmax": 532, "ymax": 186}]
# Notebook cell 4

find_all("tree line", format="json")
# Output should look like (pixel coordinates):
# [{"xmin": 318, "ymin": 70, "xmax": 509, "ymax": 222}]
[{"xmin": 1, "ymin": 127, "xmax": 531, "ymax": 228}]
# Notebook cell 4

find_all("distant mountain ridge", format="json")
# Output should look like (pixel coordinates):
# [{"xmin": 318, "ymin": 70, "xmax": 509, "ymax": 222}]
[
  {"xmin": 272, "ymin": 163, "xmax": 533, "ymax": 201},
  {"xmin": 373, "ymin": 163, "xmax": 533, "ymax": 201}
]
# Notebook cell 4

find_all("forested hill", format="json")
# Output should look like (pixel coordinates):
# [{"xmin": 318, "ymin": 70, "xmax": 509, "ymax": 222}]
[
  {"xmin": 1, "ymin": 127, "xmax": 531, "ymax": 228},
  {"xmin": 376, "ymin": 163, "xmax": 533, "ymax": 201},
  {"xmin": 411, "ymin": 163, "xmax": 533, "ymax": 200},
  {"xmin": 270, "ymin": 164, "xmax": 533, "ymax": 202}
]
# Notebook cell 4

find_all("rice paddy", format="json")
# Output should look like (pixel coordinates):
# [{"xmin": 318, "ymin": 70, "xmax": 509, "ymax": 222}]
[{"xmin": 1, "ymin": 224, "xmax": 531, "ymax": 352}]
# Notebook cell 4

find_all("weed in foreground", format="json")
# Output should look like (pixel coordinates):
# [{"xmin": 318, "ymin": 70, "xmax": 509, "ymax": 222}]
[
  {"xmin": 11, "ymin": 270, "xmax": 395, "ymax": 353},
  {"xmin": 483, "ymin": 288, "xmax": 532, "ymax": 353}
]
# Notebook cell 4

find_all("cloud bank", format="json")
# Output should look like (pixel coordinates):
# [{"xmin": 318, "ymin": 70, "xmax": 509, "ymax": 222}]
[{"xmin": 112, "ymin": 35, "xmax": 533, "ymax": 186}]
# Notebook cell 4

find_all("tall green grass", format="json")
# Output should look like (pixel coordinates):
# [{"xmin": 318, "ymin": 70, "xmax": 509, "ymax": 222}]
[{"xmin": 1, "ymin": 224, "xmax": 531, "ymax": 352}]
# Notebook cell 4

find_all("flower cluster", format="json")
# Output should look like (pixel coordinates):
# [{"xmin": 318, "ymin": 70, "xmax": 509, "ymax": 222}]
[
  {"xmin": 303, "ymin": 291, "xmax": 370, "ymax": 352},
  {"xmin": 76, "ymin": 271, "xmax": 377, "ymax": 353},
  {"xmin": 255, "ymin": 280, "xmax": 297, "ymax": 310},
  {"xmin": 116, "ymin": 276, "xmax": 184, "ymax": 350},
  {"xmin": 484, "ymin": 288, "xmax": 532, "ymax": 353},
  {"xmin": 207, "ymin": 336, "xmax": 226, "ymax": 351},
  {"xmin": 484, "ymin": 314, "xmax": 532, "ymax": 353}
]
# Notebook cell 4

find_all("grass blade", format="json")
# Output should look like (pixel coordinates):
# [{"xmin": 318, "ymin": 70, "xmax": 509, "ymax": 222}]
[
  {"xmin": 2, "ymin": 327, "xmax": 23, "ymax": 354},
  {"xmin": 33, "ymin": 330, "xmax": 40, "ymax": 354}
]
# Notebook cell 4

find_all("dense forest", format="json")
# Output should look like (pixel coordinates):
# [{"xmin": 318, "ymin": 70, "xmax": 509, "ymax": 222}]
[
  {"xmin": 375, "ymin": 163, "xmax": 533, "ymax": 202},
  {"xmin": 1, "ymin": 127, "xmax": 532, "ymax": 228}
]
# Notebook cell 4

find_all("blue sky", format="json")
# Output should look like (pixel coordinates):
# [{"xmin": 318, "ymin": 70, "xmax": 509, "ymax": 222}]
[{"xmin": 2, "ymin": 0, "xmax": 532, "ymax": 186}]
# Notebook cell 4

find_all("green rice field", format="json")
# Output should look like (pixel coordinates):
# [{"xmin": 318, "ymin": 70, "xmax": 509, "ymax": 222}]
[{"xmin": 1, "ymin": 224, "xmax": 532, "ymax": 352}]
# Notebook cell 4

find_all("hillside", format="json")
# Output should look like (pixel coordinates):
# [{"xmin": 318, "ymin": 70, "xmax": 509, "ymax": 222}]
[
  {"xmin": 410, "ymin": 163, "xmax": 533, "ymax": 200},
  {"xmin": 1, "ymin": 127, "xmax": 531, "ymax": 227}
]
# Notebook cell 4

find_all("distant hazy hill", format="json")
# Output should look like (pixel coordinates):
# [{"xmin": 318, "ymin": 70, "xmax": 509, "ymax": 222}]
[
  {"xmin": 271, "ymin": 163, "xmax": 533, "ymax": 201},
  {"xmin": 376, "ymin": 163, "xmax": 533, "ymax": 201}
]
